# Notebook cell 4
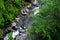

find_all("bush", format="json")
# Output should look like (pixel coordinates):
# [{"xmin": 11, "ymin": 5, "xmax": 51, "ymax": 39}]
[
  {"xmin": 28, "ymin": 0, "xmax": 60, "ymax": 40},
  {"xmin": 0, "ymin": 0, "xmax": 26, "ymax": 28}
]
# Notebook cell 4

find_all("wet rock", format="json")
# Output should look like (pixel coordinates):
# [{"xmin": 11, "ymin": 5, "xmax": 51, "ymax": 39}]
[
  {"xmin": 15, "ymin": 18, "xmax": 20, "ymax": 22},
  {"xmin": 24, "ymin": 0, "xmax": 32, "ymax": 3},
  {"xmin": 21, "ymin": 33, "xmax": 27, "ymax": 40},
  {"xmin": 21, "ymin": 9, "xmax": 28, "ymax": 14},
  {"xmin": 12, "ymin": 22, "xmax": 16, "ymax": 26},
  {"xmin": 26, "ymin": 4, "xmax": 32, "ymax": 9},
  {"xmin": 25, "ymin": 7, "xmax": 29, "ymax": 13},
  {"xmin": 12, "ymin": 26, "xmax": 17, "ymax": 30},
  {"xmin": 20, "ymin": 25, "xmax": 25, "ymax": 30},
  {"xmin": 32, "ymin": 6, "xmax": 39, "ymax": 15},
  {"xmin": 19, "ymin": 27, "xmax": 26, "ymax": 33},
  {"xmin": 4, "ymin": 34, "xmax": 9, "ymax": 40},
  {"xmin": 0, "ymin": 37, "xmax": 3, "ymax": 40},
  {"xmin": 23, "ymin": 26, "xmax": 27, "ymax": 29},
  {"xmin": 12, "ymin": 30, "xmax": 19, "ymax": 39},
  {"xmin": 16, "ymin": 35, "xmax": 21, "ymax": 40}
]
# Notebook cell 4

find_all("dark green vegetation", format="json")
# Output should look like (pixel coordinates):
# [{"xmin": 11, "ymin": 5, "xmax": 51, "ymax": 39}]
[
  {"xmin": 28, "ymin": 0, "xmax": 60, "ymax": 40},
  {"xmin": 0, "ymin": 29, "xmax": 3, "ymax": 37},
  {"xmin": 0, "ymin": 0, "xmax": 27, "ymax": 28},
  {"xmin": 8, "ymin": 32, "xmax": 12, "ymax": 40},
  {"xmin": 0, "ymin": 0, "xmax": 28, "ymax": 38}
]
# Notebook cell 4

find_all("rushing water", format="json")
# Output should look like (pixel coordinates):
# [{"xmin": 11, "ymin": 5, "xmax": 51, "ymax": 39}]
[
  {"xmin": 4, "ymin": 34, "xmax": 9, "ymax": 40},
  {"xmin": 4, "ymin": 0, "xmax": 40, "ymax": 40}
]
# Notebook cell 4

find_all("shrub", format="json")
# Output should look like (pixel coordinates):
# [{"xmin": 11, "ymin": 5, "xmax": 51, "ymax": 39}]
[
  {"xmin": 0, "ymin": 0, "xmax": 25, "ymax": 28},
  {"xmin": 28, "ymin": 0, "xmax": 60, "ymax": 40}
]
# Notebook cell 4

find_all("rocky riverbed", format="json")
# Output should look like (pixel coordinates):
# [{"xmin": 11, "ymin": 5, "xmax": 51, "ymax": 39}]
[
  {"xmin": 11, "ymin": 4, "xmax": 37, "ymax": 40},
  {"xmin": 4, "ymin": 0, "xmax": 40, "ymax": 40}
]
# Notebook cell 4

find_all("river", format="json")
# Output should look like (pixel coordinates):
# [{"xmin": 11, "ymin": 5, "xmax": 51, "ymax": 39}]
[{"xmin": 4, "ymin": 0, "xmax": 41, "ymax": 40}]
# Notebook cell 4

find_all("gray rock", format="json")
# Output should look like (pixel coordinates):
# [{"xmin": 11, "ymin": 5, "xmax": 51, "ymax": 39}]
[
  {"xmin": 12, "ymin": 22, "xmax": 16, "ymax": 26},
  {"xmin": 15, "ymin": 18, "xmax": 20, "ymax": 22}
]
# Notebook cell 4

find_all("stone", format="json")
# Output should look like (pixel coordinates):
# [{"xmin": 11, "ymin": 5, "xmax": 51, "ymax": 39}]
[
  {"xmin": 15, "ymin": 18, "xmax": 20, "ymax": 22},
  {"xmin": 21, "ymin": 9, "xmax": 28, "ymax": 14},
  {"xmin": 26, "ymin": 4, "xmax": 32, "ymax": 9},
  {"xmin": 25, "ymin": 7, "xmax": 29, "ymax": 12},
  {"xmin": 19, "ymin": 27, "xmax": 26, "ymax": 33},
  {"xmin": 12, "ymin": 22, "xmax": 16, "ymax": 26},
  {"xmin": 24, "ymin": 26, "xmax": 27, "ymax": 29},
  {"xmin": 12, "ymin": 30, "xmax": 19, "ymax": 39},
  {"xmin": 32, "ymin": 0, "xmax": 39, "ymax": 6},
  {"xmin": 21, "ymin": 33, "xmax": 27, "ymax": 39},
  {"xmin": 32, "ymin": 6, "xmax": 39, "ymax": 15},
  {"xmin": 12, "ymin": 26, "xmax": 17, "ymax": 30},
  {"xmin": 4, "ymin": 34, "xmax": 9, "ymax": 40}
]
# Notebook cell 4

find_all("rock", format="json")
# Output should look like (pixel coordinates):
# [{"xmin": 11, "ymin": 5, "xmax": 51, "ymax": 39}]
[
  {"xmin": 16, "ymin": 36, "xmax": 21, "ymax": 40},
  {"xmin": 26, "ymin": 4, "xmax": 33, "ymax": 10},
  {"xmin": 25, "ymin": 7, "xmax": 29, "ymax": 13},
  {"xmin": 26, "ymin": 4, "xmax": 32, "ymax": 12},
  {"xmin": 32, "ymin": 6, "xmax": 39, "ymax": 15},
  {"xmin": 12, "ymin": 26, "xmax": 17, "ymax": 30},
  {"xmin": 26, "ymin": 4, "xmax": 32, "ymax": 8},
  {"xmin": 21, "ymin": 9, "xmax": 28, "ymax": 14},
  {"xmin": 24, "ymin": 26, "xmax": 27, "ymax": 29},
  {"xmin": 19, "ymin": 27, "xmax": 26, "ymax": 33},
  {"xmin": 12, "ymin": 22, "xmax": 16, "ymax": 26},
  {"xmin": 15, "ymin": 17, "xmax": 20, "ymax": 22},
  {"xmin": 17, "ymin": 33, "xmax": 27, "ymax": 40},
  {"xmin": 3, "ymin": 29, "xmax": 8, "ymax": 36},
  {"xmin": 21, "ymin": 33, "xmax": 27, "ymax": 39},
  {"xmin": 19, "ymin": 27, "xmax": 23, "ymax": 30},
  {"xmin": 12, "ymin": 30, "xmax": 19, "ymax": 39},
  {"xmin": 4, "ymin": 34, "xmax": 9, "ymax": 40},
  {"xmin": 32, "ymin": 0, "xmax": 39, "ymax": 7},
  {"xmin": 0, "ymin": 37, "xmax": 3, "ymax": 40}
]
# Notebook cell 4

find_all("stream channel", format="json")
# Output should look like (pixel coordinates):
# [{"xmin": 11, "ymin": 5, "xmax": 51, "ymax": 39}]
[{"xmin": 4, "ymin": 0, "xmax": 44, "ymax": 40}]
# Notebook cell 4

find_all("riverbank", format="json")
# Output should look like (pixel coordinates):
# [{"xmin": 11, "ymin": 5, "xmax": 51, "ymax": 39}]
[{"xmin": 3, "ymin": 0, "xmax": 40, "ymax": 40}]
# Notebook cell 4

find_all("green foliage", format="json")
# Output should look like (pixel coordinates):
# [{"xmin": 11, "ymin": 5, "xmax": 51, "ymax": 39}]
[
  {"xmin": 0, "ymin": 0, "xmax": 25, "ymax": 28},
  {"xmin": 28, "ymin": 0, "xmax": 60, "ymax": 40},
  {"xmin": 0, "ymin": 29, "xmax": 3, "ymax": 37},
  {"xmin": 8, "ymin": 32, "xmax": 12, "ymax": 40}
]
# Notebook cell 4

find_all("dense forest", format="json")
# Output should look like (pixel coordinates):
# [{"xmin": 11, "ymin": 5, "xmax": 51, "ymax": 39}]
[
  {"xmin": 0, "ymin": 0, "xmax": 26, "ymax": 28},
  {"xmin": 28, "ymin": 0, "xmax": 60, "ymax": 40}
]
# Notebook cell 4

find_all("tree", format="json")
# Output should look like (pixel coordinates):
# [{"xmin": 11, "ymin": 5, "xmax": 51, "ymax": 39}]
[
  {"xmin": 0, "ymin": 0, "xmax": 26, "ymax": 28},
  {"xmin": 28, "ymin": 0, "xmax": 60, "ymax": 40}
]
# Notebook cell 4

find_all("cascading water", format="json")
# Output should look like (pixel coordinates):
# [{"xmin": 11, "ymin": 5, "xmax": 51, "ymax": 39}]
[
  {"xmin": 32, "ymin": 0, "xmax": 44, "ymax": 15},
  {"xmin": 4, "ymin": 0, "xmax": 41, "ymax": 40}
]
